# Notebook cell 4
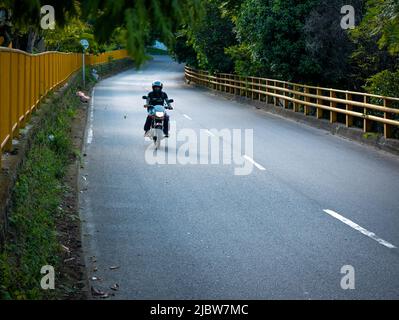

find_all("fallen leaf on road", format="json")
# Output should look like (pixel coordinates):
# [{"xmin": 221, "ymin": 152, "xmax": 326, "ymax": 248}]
[
  {"xmin": 110, "ymin": 284, "xmax": 119, "ymax": 291},
  {"xmin": 109, "ymin": 266, "xmax": 120, "ymax": 270},
  {"xmin": 61, "ymin": 245, "xmax": 70, "ymax": 254},
  {"xmin": 91, "ymin": 286, "xmax": 106, "ymax": 296}
]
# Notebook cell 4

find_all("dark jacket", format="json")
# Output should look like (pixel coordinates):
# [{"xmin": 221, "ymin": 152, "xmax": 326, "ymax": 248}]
[{"xmin": 147, "ymin": 91, "xmax": 169, "ymax": 106}]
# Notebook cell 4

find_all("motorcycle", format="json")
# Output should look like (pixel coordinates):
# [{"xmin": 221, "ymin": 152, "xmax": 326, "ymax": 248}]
[{"xmin": 142, "ymin": 96, "xmax": 174, "ymax": 149}]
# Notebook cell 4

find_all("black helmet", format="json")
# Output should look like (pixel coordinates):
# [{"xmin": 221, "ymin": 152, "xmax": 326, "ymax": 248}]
[{"xmin": 152, "ymin": 80, "xmax": 163, "ymax": 91}]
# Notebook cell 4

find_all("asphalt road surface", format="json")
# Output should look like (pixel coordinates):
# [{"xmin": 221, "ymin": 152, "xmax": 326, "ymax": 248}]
[{"xmin": 80, "ymin": 55, "xmax": 399, "ymax": 299}]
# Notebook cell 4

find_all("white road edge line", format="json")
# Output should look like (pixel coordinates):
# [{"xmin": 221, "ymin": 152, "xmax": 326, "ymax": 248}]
[
  {"xmin": 183, "ymin": 114, "xmax": 192, "ymax": 120},
  {"xmin": 243, "ymin": 155, "xmax": 266, "ymax": 171},
  {"xmin": 323, "ymin": 209, "xmax": 397, "ymax": 249},
  {"xmin": 87, "ymin": 88, "xmax": 95, "ymax": 144}
]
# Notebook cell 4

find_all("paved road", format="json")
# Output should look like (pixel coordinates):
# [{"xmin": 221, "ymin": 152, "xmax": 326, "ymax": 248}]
[{"xmin": 80, "ymin": 55, "xmax": 399, "ymax": 299}]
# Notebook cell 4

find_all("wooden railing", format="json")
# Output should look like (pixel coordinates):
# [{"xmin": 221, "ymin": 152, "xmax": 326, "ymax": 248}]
[
  {"xmin": 0, "ymin": 48, "xmax": 129, "ymax": 168},
  {"xmin": 185, "ymin": 66, "xmax": 399, "ymax": 140}
]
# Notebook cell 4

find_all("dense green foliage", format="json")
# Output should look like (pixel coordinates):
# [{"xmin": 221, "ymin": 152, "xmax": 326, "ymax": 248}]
[
  {"xmin": 238, "ymin": 0, "xmax": 314, "ymax": 82},
  {"xmin": 1, "ymin": 0, "xmax": 398, "ymax": 94},
  {"xmin": 0, "ymin": 0, "xmax": 203, "ymax": 63},
  {"xmin": 183, "ymin": 0, "xmax": 236, "ymax": 73},
  {"xmin": 171, "ymin": 0, "xmax": 399, "ymax": 97}
]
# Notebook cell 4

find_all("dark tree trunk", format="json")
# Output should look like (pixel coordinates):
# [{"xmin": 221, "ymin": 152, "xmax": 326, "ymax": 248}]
[{"xmin": 26, "ymin": 28, "xmax": 37, "ymax": 53}]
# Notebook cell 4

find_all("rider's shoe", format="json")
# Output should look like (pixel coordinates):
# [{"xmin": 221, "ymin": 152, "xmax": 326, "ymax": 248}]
[{"xmin": 164, "ymin": 134, "xmax": 169, "ymax": 138}]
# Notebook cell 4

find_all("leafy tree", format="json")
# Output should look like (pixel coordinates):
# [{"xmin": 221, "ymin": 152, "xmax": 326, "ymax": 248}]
[
  {"xmin": 0, "ymin": 0, "xmax": 79, "ymax": 51},
  {"xmin": 365, "ymin": 69, "xmax": 399, "ymax": 99},
  {"xmin": 225, "ymin": 43, "xmax": 267, "ymax": 76},
  {"xmin": 43, "ymin": 16, "xmax": 93, "ymax": 52},
  {"xmin": 303, "ymin": 0, "xmax": 364, "ymax": 88},
  {"xmin": 81, "ymin": 0, "xmax": 203, "ymax": 65},
  {"xmin": 357, "ymin": 0, "xmax": 399, "ymax": 55},
  {"xmin": 233, "ymin": 0, "xmax": 317, "ymax": 82},
  {"xmin": 217, "ymin": 0, "xmax": 245, "ymax": 20},
  {"xmin": 171, "ymin": 30, "xmax": 198, "ymax": 67},
  {"xmin": 351, "ymin": 0, "xmax": 399, "ymax": 93},
  {"xmin": 182, "ymin": 0, "xmax": 237, "ymax": 73},
  {"xmin": 1, "ymin": 0, "xmax": 203, "ymax": 63}
]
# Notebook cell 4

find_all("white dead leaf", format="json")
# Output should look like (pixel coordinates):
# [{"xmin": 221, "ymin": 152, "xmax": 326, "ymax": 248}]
[
  {"xmin": 61, "ymin": 245, "xmax": 70, "ymax": 254},
  {"xmin": 109, "ymin": 266, "xmax": 120, "ymax": 270},
  {"xmin": 110, "ymin": 283, "xmax": 119, "ymax": 291}
]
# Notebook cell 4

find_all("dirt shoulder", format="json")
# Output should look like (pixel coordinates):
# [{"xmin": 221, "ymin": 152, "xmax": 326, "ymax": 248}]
[{"xmin": 59, "ymin": 60, "xmax": 134, "ymax": 299}]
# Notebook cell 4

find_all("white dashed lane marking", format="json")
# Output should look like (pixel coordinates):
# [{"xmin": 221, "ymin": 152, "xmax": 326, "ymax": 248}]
[
  {"xmin": 243, "ymin": 155, "xmax": 266, "ymax": 171},
  {"xmin": 205, "ymin": 129, "xmax": 216, "ymax": 137},
  {"xmin": 323, "ymin": 209, "xmax": 397, "ymax": 249}
]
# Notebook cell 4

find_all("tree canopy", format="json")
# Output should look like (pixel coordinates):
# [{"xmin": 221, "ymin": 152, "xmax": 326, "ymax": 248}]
[
  {"xmin": 0, "ymin": 0, "xmax": 203, "ymax": 64},
  {"xmin": 1, "ymin": 0, "xmax": 399, "ymax": 96},
  {"xmin": 171, "ymin": 0, "xmax": 399, "ymax": 96}
]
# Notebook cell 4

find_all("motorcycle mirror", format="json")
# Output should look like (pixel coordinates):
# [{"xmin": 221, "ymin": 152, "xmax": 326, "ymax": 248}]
[
  {"xmin": 142, "ymin": 96, "xmax": 148, "ymax": 100},
  {"xmin": 167, "ymin": 99, "xmax": 174, "ymax": 103}
]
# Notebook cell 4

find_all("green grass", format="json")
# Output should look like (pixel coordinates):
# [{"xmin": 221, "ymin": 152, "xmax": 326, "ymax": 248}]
[
  {"xmin": 0, "ymin": 80, "xmax": 80, "ymax": 300},
  {"xmin": 362, "ymin": 132, "xmax": 379, "ymax": 140}
]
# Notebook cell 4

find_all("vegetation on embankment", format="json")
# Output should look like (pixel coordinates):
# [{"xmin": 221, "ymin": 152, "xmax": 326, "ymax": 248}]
[{"xmin": 0, "ymin": 58, "xmax": 133, "ymax": 300}]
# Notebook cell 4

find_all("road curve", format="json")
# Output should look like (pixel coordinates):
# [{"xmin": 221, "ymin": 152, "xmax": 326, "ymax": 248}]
[{"xmin": 80, "ymin": 55, "xmax": 399, "ymax": 299}]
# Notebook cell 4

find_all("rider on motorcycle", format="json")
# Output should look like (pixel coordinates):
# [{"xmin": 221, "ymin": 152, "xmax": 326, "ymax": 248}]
[{"xmin": 144, "ymin": 81, "xmax": 172, "ymax": 137}]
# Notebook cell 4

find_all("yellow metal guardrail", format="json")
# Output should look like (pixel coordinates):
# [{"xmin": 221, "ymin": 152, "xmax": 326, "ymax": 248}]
[
  {"xmin": 86, "ymin": 49, "xmax": 128, "ymax": 65},
  {"xmin": 185, "ymin": 66, "xmax": 399, "ymax": 140},
  {"xmin": 0, "ymin": 48, "xmax": 129, "ymax": 167}
]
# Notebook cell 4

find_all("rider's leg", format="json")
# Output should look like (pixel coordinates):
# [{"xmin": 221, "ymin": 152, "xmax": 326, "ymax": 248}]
[
  {"xmin": 144, "ymin": 115, "xmax": 152, "ymax": 132},
  {"xmin": 163, "ymin": 114, "xmax": 170, "ymax": 136}
]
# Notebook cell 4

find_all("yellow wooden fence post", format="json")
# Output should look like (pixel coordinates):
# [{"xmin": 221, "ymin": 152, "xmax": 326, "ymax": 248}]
[
  {"xmin": 384, "ymin": 99, "xmax": 393, "ymax": 139},
  {"xmin": 346, "ymin": 93, "xmax": 353, "ymax": 127},
  {"xmin": 283, "ymin": 83, "xmax": 288, "ymax": 108},
  {"xmin": 304, "ymin": 87, "xmax": 310, "ymax": 115},
  {"xmin": 293, "ymin": 85, "xmax": 299, "ymax": 112},
  {"xmin": 316, "ymin": 88, "xmax": 323, "ymax": 118},
  {"xmin": 363, "ymin": 96, "xmax": 372, "ymax": 132},
  {"xmin": 330, "ymin": 90, "xmax": 337, "ymax": 123}
]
